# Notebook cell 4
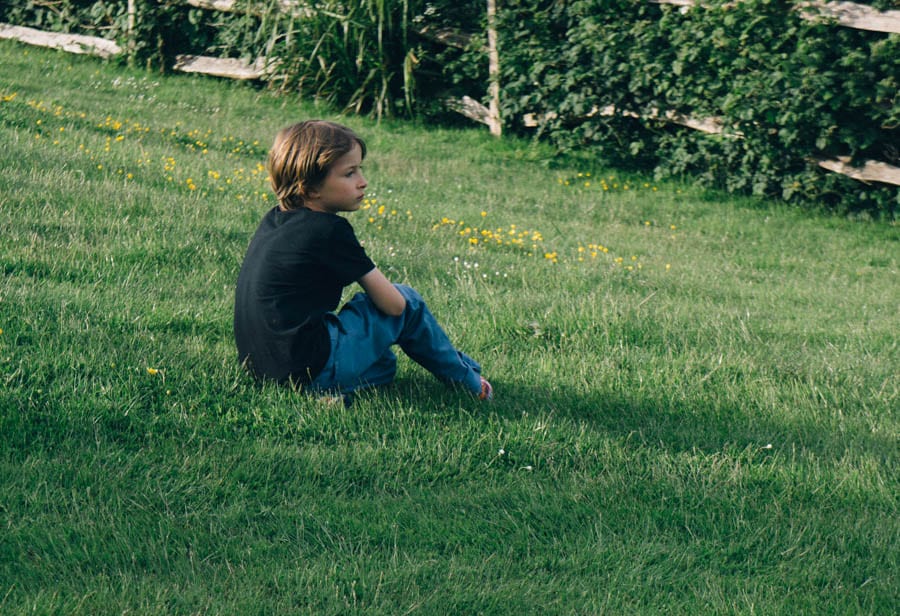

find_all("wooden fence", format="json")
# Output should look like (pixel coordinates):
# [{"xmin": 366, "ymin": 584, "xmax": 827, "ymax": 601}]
[{"xmin": 1, "ymin": 0, "xmax": 898, "ymax": 186}]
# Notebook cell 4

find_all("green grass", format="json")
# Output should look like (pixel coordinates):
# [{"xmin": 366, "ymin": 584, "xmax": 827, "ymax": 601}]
[{"xmin": 1, "ymin": 41, "xmax": 898, "ymax": 614}]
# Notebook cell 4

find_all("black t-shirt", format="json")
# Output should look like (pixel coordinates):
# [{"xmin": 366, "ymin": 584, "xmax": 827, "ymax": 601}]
[{"xmin": 233, "ymin": 206, "xmax": 375, "ymax": 384}]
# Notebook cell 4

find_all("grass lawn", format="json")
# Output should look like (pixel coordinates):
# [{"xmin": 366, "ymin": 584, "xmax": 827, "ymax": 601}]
[{"xmin": 0, "ymin": 40, "xmax": 897, "ymax": 614}]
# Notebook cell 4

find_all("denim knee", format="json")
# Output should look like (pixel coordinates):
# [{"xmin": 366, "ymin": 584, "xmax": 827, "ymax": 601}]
[{"xmin": 393, "ymin": 284, "xmax": 424, "ymax": 310}]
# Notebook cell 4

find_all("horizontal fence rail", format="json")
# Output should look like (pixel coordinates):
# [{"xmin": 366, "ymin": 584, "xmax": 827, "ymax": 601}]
[
  {"xmin": 1, "ymin": 0, "xmax": 898, "ymax": 187},
  {"xmin": 172, "ymin": 54, "xmax": 272, "ymax": 80},
  {"xmin": 652, "ymin": 0, "xmax": 900, "ymax": 34},
  {"xmin": 0, "ymin": 23, "xmax": 121, "ymax": 58},
  {"xmin": 184, "ymin": 0, "xmax": 313, "ymax": 18}
]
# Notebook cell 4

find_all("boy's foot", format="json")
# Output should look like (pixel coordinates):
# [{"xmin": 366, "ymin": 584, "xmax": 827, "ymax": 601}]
[{"xmin": 478, "ymin": 377, "xmax": 493, "ymax": 401}]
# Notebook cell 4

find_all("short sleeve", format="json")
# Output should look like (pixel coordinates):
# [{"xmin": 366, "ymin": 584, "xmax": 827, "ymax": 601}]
[{"xmin": 327, "ymin": 217, "xmax": 375, "ymax": 285}]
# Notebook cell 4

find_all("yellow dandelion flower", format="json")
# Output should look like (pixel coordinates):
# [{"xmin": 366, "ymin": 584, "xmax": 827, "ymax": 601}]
[{"xmin": 147, "ymin": 367, "xmax": 160, "ymax": 375}]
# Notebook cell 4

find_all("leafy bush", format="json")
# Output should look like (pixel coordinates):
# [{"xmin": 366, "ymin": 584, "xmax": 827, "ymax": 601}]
[{"xmin": 497, "ymin": 0, "xmax": 899, "ymax": 215}]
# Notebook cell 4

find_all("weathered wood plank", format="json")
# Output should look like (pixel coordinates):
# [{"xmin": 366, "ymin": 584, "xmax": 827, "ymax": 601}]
[
  {"xmin": 524, "ymin": 105, "xmax": 728, "ymax": 135},
  {"xmin": 173, "ymin": 54, "xmax": 269, "ymax": 80},
  {"xmin": 653, "ymin": 0, "xmax": 900, "ymax": 34},
  {"xmin": 799, "ymin": 1, "xmax": 900, "ymax": 34},
  {"xmin": 0, "ymin": 23, "xmax": 121, "ymax": 58},
  {"xmin": 446, "ymin": 96, "xmax": 493, "ymax": 126},
  {"xmin": 185, "ymin": 0, "xmax": 240, "ymax": 10},
  {"xmin": 816, "ymin": 156, "xmax": 900, "ymax": 185},
  {"xmin": 184, "ymin": 0, "xmax": 313, "ymax": 18},
  {"xmin": 415, "ymin": 26, "xmax": 474, "ymax": 50}
]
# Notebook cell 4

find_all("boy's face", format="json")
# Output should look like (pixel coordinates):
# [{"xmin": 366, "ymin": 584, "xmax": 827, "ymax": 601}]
[{"xmin": 304, "ymin": 144, "xmax": 367, "ymax": 214}]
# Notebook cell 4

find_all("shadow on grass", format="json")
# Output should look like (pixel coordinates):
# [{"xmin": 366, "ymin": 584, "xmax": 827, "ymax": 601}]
[{"xmin": 391, "ymin": 375, "xmax": 896, "ymax": 462}]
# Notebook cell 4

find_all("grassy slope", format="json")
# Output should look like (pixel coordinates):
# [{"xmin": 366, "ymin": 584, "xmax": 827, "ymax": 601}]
[{"xmin": 0, "ymin": 41, "xmax": 897, "ymax": 614}]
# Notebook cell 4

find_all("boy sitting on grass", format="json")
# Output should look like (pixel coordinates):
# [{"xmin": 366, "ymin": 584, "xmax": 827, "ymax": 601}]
[{"xmin": 234, "ymin": 120, "xmax": 492, "ymax": 401}]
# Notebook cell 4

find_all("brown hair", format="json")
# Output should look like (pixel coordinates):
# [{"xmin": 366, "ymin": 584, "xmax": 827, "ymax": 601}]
[{"xmin": 266, "ymin": 120, "xmax": 367, "ymax": 211}]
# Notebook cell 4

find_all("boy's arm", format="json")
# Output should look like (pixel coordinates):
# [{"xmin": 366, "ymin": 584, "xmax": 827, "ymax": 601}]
[{"xmin": 358, "ymin": 268, "xmax": 406, "ymax": 316}]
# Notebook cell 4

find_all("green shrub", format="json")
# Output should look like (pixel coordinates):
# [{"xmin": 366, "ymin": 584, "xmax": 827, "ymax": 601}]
[{"xmin": 497, "ymin": 0, "xmax": 899, "ymax": 215}]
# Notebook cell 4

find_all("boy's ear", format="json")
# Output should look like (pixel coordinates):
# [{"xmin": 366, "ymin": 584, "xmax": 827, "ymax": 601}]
[
  {"xmin": 300, "ymin": 180, "xmax": 319, "ymax": 200},
  {"xmin": 293, "ymin": 182, "xmax": 315, "ymax": 203}
]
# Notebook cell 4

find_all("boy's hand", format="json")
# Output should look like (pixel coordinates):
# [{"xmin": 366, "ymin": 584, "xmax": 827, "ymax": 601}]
[{"xmin": 359, "ymin": 268, "xmax": 406, "ymax": 316}]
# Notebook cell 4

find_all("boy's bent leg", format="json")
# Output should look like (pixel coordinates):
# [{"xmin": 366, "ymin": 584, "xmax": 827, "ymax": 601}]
[
  {"xmin": 391, "ymin": 285, "xmax": 482, "ymax": 394},
  {"xmin": 328, "ymin": 286, "xmax": 482, "ymax": 395}
]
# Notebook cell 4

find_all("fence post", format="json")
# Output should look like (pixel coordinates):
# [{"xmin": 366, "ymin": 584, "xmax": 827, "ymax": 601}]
[
  {"xmin": 127, "ymin": 0, "xmax": 136, "ymax": 63},
  {"xmin": 486, "ymin": 0, "xmax": 502, "ymax": 137}
]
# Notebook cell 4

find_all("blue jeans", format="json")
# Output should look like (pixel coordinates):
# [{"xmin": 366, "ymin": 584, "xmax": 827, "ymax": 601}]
[{"xmin": 310, "ymin": 284, "xmax": 482, "ymax": 395}]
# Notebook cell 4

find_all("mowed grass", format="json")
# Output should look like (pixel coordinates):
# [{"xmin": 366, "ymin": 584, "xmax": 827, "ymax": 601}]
[{"xmin": 0, "ymin": 41, "xmax": 897, "ymax": 614}]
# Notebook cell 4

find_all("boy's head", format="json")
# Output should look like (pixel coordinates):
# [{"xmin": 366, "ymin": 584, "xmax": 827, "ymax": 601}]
[{"xmin": 267, "ymin": 120, "xmax": 367, "ymax": 211}]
